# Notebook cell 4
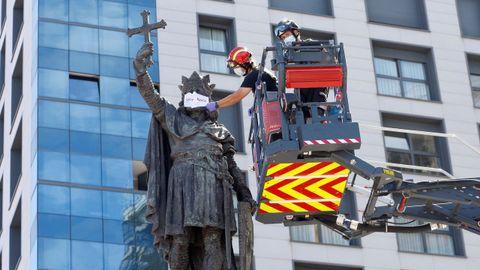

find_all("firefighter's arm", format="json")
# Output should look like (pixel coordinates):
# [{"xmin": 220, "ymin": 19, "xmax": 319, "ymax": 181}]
[{"xmin": 216, "ymin": 87, "xmax": 251, "ymax": 109}]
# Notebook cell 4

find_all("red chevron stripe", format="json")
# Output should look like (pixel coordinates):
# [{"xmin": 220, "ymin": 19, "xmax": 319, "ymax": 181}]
[
  {"xmin": 269, "ymin": 162, "xmax": 306, "ymax": 177},
  {"xmin": 317, "ymin": 177, "xmax": 348, "ymax": 198},
  {"xmin": 291, "ymin": 178, "xmax": 339, "ymax": 210},
  {"xmin": 261, "ymin": 201, "xmax": 299, "ymax": 213},
  {"xmin": 265, "ymin": 179, "xmax": 320, "ymax": 212},
  {"xmin": 294, "ymin": 162, "xmax": 333, "ymax": 176}
]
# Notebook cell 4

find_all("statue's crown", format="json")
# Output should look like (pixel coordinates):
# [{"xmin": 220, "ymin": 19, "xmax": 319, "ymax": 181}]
[{"xmin": 178, "ymin": 72, "xmax": 215, "ymax": 97}]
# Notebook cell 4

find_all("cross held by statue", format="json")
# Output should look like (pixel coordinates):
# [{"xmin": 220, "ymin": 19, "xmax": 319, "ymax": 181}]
[{"xmin": 127, "ymin": 10, "xmax": 167, "ymax": 43}]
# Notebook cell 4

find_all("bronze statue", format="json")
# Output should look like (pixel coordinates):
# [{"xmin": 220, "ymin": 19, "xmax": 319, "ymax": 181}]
[{"xmin": 133, "ymin": 36, "xmax": 254, "ymax": 270}]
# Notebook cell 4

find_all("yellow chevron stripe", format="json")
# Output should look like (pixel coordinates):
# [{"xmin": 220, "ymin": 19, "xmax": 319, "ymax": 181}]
[
  {"xmin": 266, "ymin": 163, "xmax": 292, "ymax": 176},
  {"xmin": 259, "ymin": 203, "xmax": 281, "ymax": 213},
  {"xmin": 278, "ymin": 178, "xmax": 336, "ymax": 211},
  {"xmin": 307, "ymin": 162, "xmax": 342, "ymax": 176},
  {"xmin": 278, "ymin": 162, "xmax": 322, "ymax": 177},
  {"xmin": 261, "ymin": 188, "xmax": 309, "ymax": 212}
]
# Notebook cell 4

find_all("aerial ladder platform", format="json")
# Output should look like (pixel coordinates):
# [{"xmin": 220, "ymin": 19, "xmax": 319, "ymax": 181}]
[{"xmin": 249, "ymin": 40, "xmax": 480, "ymax": 239}]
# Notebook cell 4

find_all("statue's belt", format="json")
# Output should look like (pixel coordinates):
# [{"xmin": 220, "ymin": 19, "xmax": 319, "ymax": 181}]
[{"xmin": 171, "ymin": 153, "xmax": 233, "ymax": 184}]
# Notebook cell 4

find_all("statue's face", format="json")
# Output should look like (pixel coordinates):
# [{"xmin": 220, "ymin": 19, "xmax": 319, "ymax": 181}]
[{"xmin": 178, "ymin": 72, "xmax": 215, "ymax": 109}]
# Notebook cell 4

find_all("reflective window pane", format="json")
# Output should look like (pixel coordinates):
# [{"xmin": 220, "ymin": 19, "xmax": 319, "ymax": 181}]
[
  {"xmin": 374, "ymin": 58, "xmax": 398, "ymax": 77},
  {"xmin": 386, "ymin": 151, "xmax": 412, "ymax": 165},
  {"xmin": 128, "ymin": 4, "xmax": 156, "ymax": 29},
  {"xmin": 101, "ymin": 107, "xmax": 131, "ymax": 136},
  {"xmin": 104, "ymin": 219, "xmax": 135, "ymax": 245},
  {"xmin": 100, "ymin": 30, "xmax": 128, "ymax": 57},
  {"xmin": 425, "ymin": 233, "xmax": 455, "ymax": 255},
  {"xmin": 69, "ymin": 77, "xmax": 100, "ymax": 103},
  {"xmin": 39, "ymin": 0, "xmax": 68, "ymax": 21},
  {"xmin": 130, "ymin": 84, "xmax": 149, "ymax": 108},
  {"xmin": 38, "ymin": 185, "xmax": 70, "ymax": 215},
  {"xmin": 102, "ymin": 158, "xmax": 133, "ymax": 188},
  {"xmin": 397, "ymin": 232, "xmax": 425, "ymax": 253},
  {"xmin": 70, "ymin": 0, "xmax": 99, "ymax": 25},
  {"xmin": 473, "ymin": 90, "xmax": 480, "ymax": 107},
  {"xmin": 129, "ymin": 0, "xmax": 156, "ymax": 7},
  {"xmin": 135, "ymin": 223, "xmax": 154, "ymax": 247},
  {"xmin": 70, "ymin": 154, "xmax": 102, "ymax": 185},
  {"xmin": 133, "ymin": 138, "xmax": 147, "ymax": 161},
  {"xmin": 199, "ymin": 27, "xmax": 227, "ymax": 52},
  {"xmin": 38, "ymin": 151, "xmax": 70, "ymax": 181},
  {"xmin": 69, "ymin": 26, "xmax": 99, "ymax": 53},
  {"xmin": 71, "ymin": 188, "xmax": 103, "ymax": 218},
  {"xmin": 136, "ymin": 247, "xmax": 166, "ymax": 268},
  {"xmin": 38, "ymin": 128, "xmax": 69, "ymax": 153},
  {"xmin": 100, "ymin": 76, "xmax": 130, "ymax": 106},
  {"xmin": 384, "ymin": 132, "xmax": 409, "ymax": 151},
  {"xmin": 101, "ymin": 134, "xmax": 132, "ymax": 159},
  {"xmin": 69, "ymin": 51, "xmax": 99, "ymax": 75},
  {"xmin": 132, "ymin": 111, "xmax": 150, "ymax": 139},
  {"xmin": 200, "ymin": 53, "xmax": 229, "ymax": 74},
  {"xmin": 290, "ymin": 224, "xmax": 318, "ymax": 242},
  {"xmin": 411, "ymin": 134, "xmax": 436, "ymax": 154},
  {"xmin": 39, "ymin": 47, "xmax": 69, "ymax": 70},
  {"xmin": 70, "ymin": 131, "xmax": 101, "ymax": 155},
  {"xmin": 471, "ymin": 74, "xmax": 480, "ymax": 88},
  {"xmin": 38, "ymin": 68, "xmax": 69, "ymax": 98},
  {"xmin": 71, "ymin": 216, "xmax": 103, "ymax": 242},
  {"xmin": 38, "ymin": 238, "xmax": 71, "ymax": 270},
  {"xmin": 72, "ymin": 241, "xmax": 103, "ymax": 270},
  {"xmin": 39, "ymin": 22, "xmax": 68, "ymax": 50},
  {"xmin": 414, "ymin": 154, "xmax": 439, "ymax": 168},
  {"xmin": 400, "ymin": 60, "xmax": 426, "ymax": 80},
  {"xmin": 99, "ymin": 1, "xmax": 128, "ymax": 28},
  {"xmin": 377, "ymin": 77, "xmax": 401, "ymax": 96},
  {"xmin": 39, "ymin": 100, "xmax": 69, "ymax": 129},
  {"xmin": 100, "ymin": 55, "xmax": 130, "ymax": 78},
  {"xmin": 39, "ymin": 213, "xmax": 70, "ymax": 239},
  {"xmin": 403, "ymin": 81, "xmax": 429, "ymax": 100},
  {"xmin": 70, "ymin": 103, "xmax": 100, "ymax": 133},
  {"xmin": 103, "ymin": 191, "xmax": 134, "ymax": 220},
  {"xmin": 104, "ymin": 243, "xmax": 129, "ymax": 270}
]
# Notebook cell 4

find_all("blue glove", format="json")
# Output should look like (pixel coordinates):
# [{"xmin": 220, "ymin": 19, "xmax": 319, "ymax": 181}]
[{"xmin": 206, "ymin": 101, "xmax": 218, "ymax": 112}]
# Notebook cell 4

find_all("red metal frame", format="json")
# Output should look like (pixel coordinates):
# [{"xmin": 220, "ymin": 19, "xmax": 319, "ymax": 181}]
[{"xmin": 286, "ymin": 66, "xmax": 343, "ymax": 88}]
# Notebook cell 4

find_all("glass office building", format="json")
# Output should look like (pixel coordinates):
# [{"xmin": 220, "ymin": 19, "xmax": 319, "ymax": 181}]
[{"xmin": 31, "ymin": 0, "xmax": 166, "ymax": 269}]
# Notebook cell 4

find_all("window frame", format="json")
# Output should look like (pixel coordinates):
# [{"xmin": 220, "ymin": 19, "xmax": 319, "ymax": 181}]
[
  {"xmin": 212, "ymin": 90, "xmax": 245, "ymax": 153},
  {"xmin": 396, "ymin": 219, "xmax": 465, "ymax": 256},
  {"xmin": 467, "ymin": 54, "xmax": 480, "ymax": 108},
  {"xmin": 381, "ymin": 113, "xmax": 452, "ymax": 175},
  {"xmin": 365, "ymin": 0, "xmax": 429, "ymax": 30},
  {"xmin": 374, "ymin": 57, "xmax": 431, "ymax": 100},
  {"xmin": 197, "ymin": 14, "xmax": 236, "ymax": 75},
  {"xmin": 372, "ymin": 41, "xmax": 440, "ymax": 102},
  {"xmin": 268, "ymin": 0, "xmax": 334, "ymax": 18},
  {"xmin": 456, "ymin": 0, "xmax": 480, "ymax": 39}
]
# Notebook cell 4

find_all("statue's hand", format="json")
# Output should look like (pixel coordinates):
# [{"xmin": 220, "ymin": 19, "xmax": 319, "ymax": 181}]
[{"xmin": 134, "ymin": 42, "xmax": 154, "ymax": 76}]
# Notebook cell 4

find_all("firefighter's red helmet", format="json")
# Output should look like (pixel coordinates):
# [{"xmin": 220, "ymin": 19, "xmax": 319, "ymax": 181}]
[{"xmin": 227, "ymin": 47, "xmax": 252, "ymax": 68}]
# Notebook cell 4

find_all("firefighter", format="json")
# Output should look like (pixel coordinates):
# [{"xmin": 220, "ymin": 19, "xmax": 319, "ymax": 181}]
[
  {"xmin": 206, "ymin": 47, "xmax": 277, "ymax": 111},
  {"xmin": 274, "ymin": 19, "xmax": 330, "ymax": 118}
]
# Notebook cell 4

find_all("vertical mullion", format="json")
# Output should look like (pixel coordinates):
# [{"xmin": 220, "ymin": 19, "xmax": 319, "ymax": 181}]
[{"xmin": 397, "ymin": 59, "xmax": 405, "ymax": 98}]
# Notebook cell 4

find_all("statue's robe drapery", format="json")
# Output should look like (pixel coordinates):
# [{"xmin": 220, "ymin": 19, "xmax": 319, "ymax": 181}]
[{"xmin": 143, "ymin": 92, "xmax": 237, "ymax": 253}]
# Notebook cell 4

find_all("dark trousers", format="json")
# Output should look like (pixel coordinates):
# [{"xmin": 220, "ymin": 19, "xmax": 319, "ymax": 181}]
[{"xmin": 300, "ymin": 87, "xmax": 328, "ymax": 117}]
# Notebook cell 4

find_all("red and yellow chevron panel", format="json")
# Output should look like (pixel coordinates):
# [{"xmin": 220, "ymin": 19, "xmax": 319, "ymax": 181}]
[{"xmin": 259, "ymin": 161, "xmax": 349, "ymax": 215}]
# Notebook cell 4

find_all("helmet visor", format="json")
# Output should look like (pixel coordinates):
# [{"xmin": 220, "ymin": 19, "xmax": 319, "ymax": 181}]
[
  {"xmin": 274, "ymin": 24, "xmax": 289, "ymax": 37},
  {"xmin": 226, "ymin": 60, "xmax": 239, "ymax": 68}
]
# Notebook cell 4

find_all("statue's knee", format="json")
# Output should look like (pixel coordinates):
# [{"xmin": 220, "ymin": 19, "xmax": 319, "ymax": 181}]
[{"xmin": 203, "ymin": 227, "xmax": 222, "ymax": 247}]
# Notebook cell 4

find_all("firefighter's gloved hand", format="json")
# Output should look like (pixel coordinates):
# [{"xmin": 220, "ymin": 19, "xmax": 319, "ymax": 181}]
[
  {"xmin": 206, "ymin": 102, "xmax": 218, "ymax": 112},
  {"xmin": 134, "ymin": 42, "xmax": 154, "ymax": 76}
]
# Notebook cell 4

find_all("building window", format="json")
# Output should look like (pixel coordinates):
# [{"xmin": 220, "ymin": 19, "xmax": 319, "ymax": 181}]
[
  {"xmin": 271, "ymin": 26, "xmax": 335, "ymax": 45},
  {"xmin": 10, "ymin": 123, "xmax": 22, "ymax": 200},
  {"xmin": 1, "ymin": 0, "xmax": 6, "ymax": 30},
  {"xmin": 0, "ymin": 109, "xmax": 4, "ymax": 160},
  {"xmin": 212, "ymin": 91, "xmax": 244, "ymax": 152},
  {"xmin": 10, "ymin": 200, "xmax": 21, "ymax": 270},
  {"xmin": 468, "ymin": 55, "xmax": 480, "ymax": 107},
  {"xmin": 397, "ymin": 219, "xmax": 465, "ymax": 256},
  {"xmin": 366, "ymin": 0, "xmax": 428, "ymax": 29},
  {"xmin": 13, "ymin": 0, "xmax": 24, "ymax": 50},
  {"xmin": 0, "ymin": 41, "xmax": 5, "ymax": 94},
  {"xmin": 198, "ymin": 15, "xmax": 235, "ymax": 74},
  {"xmin": 373, "ymin": 41, "xmax": 439, "ymax": 101},
  {"xmin": 382, "ymin": 113, "xmax": 451, "ymax": 175},
  {"xmin": 457, "ymin": 0, "xmax": 480, "ymax": 38},
  {"xmin": 294, "ymin": 262, "xmax": 362, "ymax": 270},
  {"xmin": 269, "ymin": 0, "xmax": 333, "ymax": 16},
  {"xmin": 290, "ymin": 191, "xmax": 360, "ymax": 247},
  {"xmin": 69, "ymin": 75, "xmax": 100, "ymax": 103},
  {"xmin": 12, "ymin": 49, "xmax": 23, "ymax": 122}
]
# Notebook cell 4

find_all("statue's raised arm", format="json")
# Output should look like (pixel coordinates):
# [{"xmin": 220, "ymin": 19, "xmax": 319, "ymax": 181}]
[{"xmin": 134, "ymin": 42, "xmax": 166, "ymax": 120}]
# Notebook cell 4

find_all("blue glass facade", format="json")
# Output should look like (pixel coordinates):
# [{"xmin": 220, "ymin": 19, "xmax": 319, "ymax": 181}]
[{"xmin": 33, "ymin": 0, "xmax": 167, "ymax": 269}]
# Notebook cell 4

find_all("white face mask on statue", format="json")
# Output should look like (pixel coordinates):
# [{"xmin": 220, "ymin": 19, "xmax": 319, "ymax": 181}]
[
  {"xmin": 234, "ymin": 67, "xmax": 246, "ymax": 77},
  {"xmin": 283, "ymin": 35, "xmax": 297, "ymax": 46}
]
